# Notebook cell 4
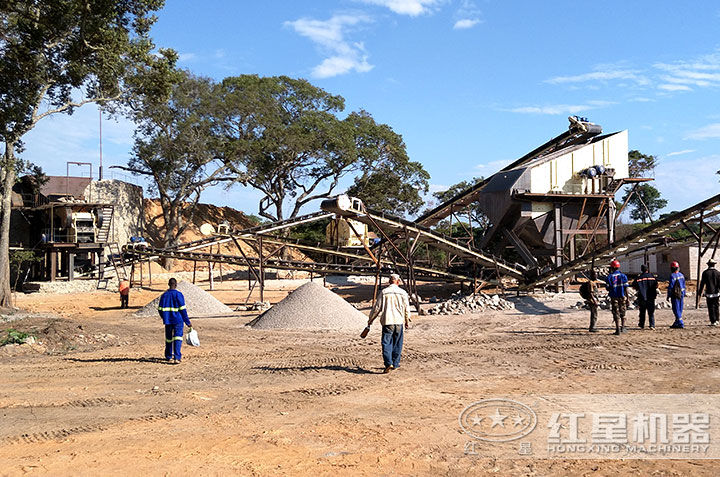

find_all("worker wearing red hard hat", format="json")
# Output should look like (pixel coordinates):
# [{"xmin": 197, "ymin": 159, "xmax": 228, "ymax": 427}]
[
  {"xmin": 668, "ymin": 261, "xmax": 686, "ymax": 329},
  {"xmin": 605, "ymin": 259, "xmax": 629, "ymax": 335}
]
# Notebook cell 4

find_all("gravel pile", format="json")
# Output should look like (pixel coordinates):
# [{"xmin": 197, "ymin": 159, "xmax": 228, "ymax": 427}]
[
  {"xmin": 136, "ymin": 281, "xmax": 233, "ymax": 317},
  {"xmin": 425, "ymin": 292, "xmax": 515, "ymax": 315},
  {"xmin": 249, "ymin": 281, "xmax": 367, "ymax": 330}
]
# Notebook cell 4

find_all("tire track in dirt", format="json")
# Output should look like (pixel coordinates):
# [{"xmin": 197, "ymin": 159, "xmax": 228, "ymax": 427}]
[
  {"xmin": 0, "ymin": 397, "xmax": 123, "ymax": 410},
  {"xmin": 281, "ymin": 383, "xmax": 364, "ymax": 397},
  {"xmin": 251, "ymin": 356, "xmax": 370, "ymax": 375},
  {"xmin": 1, "ymin": 410, "xmax": 190, "ymax": 445}
]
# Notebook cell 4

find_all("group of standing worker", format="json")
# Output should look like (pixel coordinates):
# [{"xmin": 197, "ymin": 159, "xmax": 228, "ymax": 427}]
[{"xmin": 583, "ymin": 258, "xmax": 720, "ymax": 334}]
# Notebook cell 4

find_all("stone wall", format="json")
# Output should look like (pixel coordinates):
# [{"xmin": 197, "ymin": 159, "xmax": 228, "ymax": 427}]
[{"xmin": 84, "ymin": 179, "xmax": 144, "ymax": 248}]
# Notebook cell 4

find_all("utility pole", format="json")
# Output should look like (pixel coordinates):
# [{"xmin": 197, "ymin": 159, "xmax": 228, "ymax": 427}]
[{"xmin": 99, "ymin": 107, "xmax": 103, "ymax": 180}]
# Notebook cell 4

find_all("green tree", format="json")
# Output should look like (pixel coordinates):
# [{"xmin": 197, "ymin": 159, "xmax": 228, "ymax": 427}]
[
  {"xmin": 117, "ymin": 72, "xmax": 233, "ymax": 265},
  {"xmin": 431, "ymin": 178, "xmax": 490, "ymax": 234},
  {"xmin": 627, "ymin": 150, "xmax": 658, "ymax": 178},
  {"xmin": 218, "ymin": 76, "xmax": 423, "ymax": 221},
  {"xmin": 622, "ymin": 150, "xmax": 666, "ymax": 224},
  {"xmin": 0, "ymin": 0, "xmax": 166, "ymax": 307},
  {"xmin": 621, "ymin": 184, "xmax": 668, "ymax": 223},
  {"xmin": 343, "ymin": 113, "xmax": 429, "ymax": 216}
]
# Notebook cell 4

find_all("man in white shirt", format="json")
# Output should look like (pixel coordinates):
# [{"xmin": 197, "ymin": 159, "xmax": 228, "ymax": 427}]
[{"xmin": 368, "ymin": 273, "xmax": 412, "ymax": 373}]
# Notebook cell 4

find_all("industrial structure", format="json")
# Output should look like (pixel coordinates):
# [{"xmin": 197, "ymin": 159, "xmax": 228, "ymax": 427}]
[{"xmin": 10, "ymin": 117, "xmax": 720, "ymax": 309}]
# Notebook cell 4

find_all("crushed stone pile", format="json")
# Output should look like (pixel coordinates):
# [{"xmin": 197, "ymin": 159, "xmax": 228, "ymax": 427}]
[
  {"xmin": 136, "ymin": 281, "xmax": 233, "ymax": 317},
  {"xmin": 425, "ymin": 292, "xmax": 515, "ymax": 315},
  {"xmin": 249, "ymin": 281, "xmax": 367, "ymax": 330}
]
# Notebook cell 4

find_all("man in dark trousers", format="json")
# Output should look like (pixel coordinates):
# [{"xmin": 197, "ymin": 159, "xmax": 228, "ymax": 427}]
[
  {"xmin": 668, "ymin": 261, "xmax": 686, "ymax": 329},
  {"xmin": 158, "ymin": 278, "xmax": 193, "ymax": 364},
  {"xmin": 367, "ymin": 273, "xmax": 412, "ymax": 374},
  {"xmin": 632, "ymin": 264, "xmax": 658, "ymax": 330},
  {"xmin": 580, "ymin": 269, "xmax": 600, "ymax": 332},
  {"xmin": 698, "ymin": 259, "xmax": 720, "ymax": 326},
  {"xmin": 119, "ymin": 279, "xmax": 130, "ymax": 309},
  {"xmin": 606, "ymin": 259, "xmax": 629, "ymax": 335}
]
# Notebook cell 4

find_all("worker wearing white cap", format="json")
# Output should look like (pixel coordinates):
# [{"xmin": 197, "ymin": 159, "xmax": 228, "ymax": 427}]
[
  {"xmin": 699, "ymin": 259, "xmax": 720, "ymax": 326},
  {"xmin": 367, "ymin": 273, "xmax": 412, "ymax": 374}
]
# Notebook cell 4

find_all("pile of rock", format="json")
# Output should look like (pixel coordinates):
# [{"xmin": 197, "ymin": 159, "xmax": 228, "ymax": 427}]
[
  {"xmin": 136, "ymin": 281, "xmax": 233, "ymax": 317},
  {"xmin": 249, "ymin": 281, "xmax": 367, "ymax": 330},
  {"xmin": 425, "ymin": 292, "xmax": 515, "ymax": 315}
]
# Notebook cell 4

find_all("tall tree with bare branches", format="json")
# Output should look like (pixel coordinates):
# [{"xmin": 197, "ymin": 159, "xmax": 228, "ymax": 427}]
[{"xmin": 0, "ymin": 0, "xmax": 169, "ymax": 307}]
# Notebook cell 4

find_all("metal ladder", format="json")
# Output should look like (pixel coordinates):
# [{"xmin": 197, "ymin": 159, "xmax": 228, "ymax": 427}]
[
  {"xmin": 96, "ymin": 205, "xmax": 114, "ymax": 243},
  {"xmin": 97, "ymin": 242, "xmax": 127, "ymax": 289}
]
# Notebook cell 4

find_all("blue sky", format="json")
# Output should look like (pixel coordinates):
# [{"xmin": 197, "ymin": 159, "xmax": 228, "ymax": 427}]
[{"xmin": 23, "ymin": 0, "xmax": 720, "ymax": 220}]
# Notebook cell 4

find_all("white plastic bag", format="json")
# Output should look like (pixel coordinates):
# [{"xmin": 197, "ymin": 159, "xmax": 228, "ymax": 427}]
[{"xmin": 186, "ymin": 328, "xmax": 200, "ymax": 347}]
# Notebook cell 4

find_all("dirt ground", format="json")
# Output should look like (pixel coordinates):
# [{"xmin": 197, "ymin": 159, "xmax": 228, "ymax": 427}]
[{"xmin": 1, "ymin": 278, "xmax": 719, "ymax": 476}]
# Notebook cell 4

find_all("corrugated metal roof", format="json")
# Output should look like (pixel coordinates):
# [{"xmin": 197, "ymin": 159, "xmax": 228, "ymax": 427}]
[{"xmin": 41, "ymin": 176, "xmax": 91, "ymax": 199}]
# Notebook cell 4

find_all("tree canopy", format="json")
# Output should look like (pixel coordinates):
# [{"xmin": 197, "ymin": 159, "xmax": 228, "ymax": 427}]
[
  {"xmin": 217, "ymin": 75, "xmax": 427, "ymax": 221},
  {"xmin": 119, "ymin": 71, "xmax": 232, "ymax": 256},
  {"xmin": 622, "ymin": 150, "xmax": 666, "ymax": 223},
  {"xmin": 0, "ymin": 0, "xmax": 167, "ymax": 307},
  {"xmin": 621, "ymin": 183, "xmax": 668, "ymax": 223},
  {"xmin": 627, "ymin": 150, "xmax": 658, "ymax": 178},
  {"xmin": 429, "ymin": 177, "xmax": 491, "ymax": 234}
]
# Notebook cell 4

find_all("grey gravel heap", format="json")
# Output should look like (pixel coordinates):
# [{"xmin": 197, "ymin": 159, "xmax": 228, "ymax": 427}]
[
  {"xmin": 425, "ymin": 292, "xmax": 515, "ymax": 315},
  {"xmin": 249, "ymin": 281, "xmax": 367, "ymax": 330},
  {"xmin": 136, "ymin": 281, "xmax": 233, "ymax": 317}
]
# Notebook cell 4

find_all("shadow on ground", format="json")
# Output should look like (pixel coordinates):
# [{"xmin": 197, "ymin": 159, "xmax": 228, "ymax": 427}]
[
  {"xmin": 253, "ymin": 365, "xmax": 378, "ymax": 375},
  {"xmin": 65, "ymin": 356, "xmax": 171, "ymax": 364},
  {"xmin": 507, "ymin": 297, "xmax": 564, "ymax": 314}
]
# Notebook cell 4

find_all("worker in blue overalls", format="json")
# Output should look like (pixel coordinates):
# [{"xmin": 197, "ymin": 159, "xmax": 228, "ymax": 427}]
[
  {"xmin": 158, "ymin": 278, "xmax": 193, "ymax": 363},
  {"xmin": 606, "ymin": 259, "xmax": 630, "ymax": 335},
  {"xmin": 668, "ymin": 261, "xmax": 686, "ymax": 329}
]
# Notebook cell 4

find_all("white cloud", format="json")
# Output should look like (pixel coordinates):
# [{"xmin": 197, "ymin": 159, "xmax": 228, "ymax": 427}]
[
  {"xmin": 429, "ymin": 184, "xmax": 450, "ymax": 193},
  {"xmin": 453, "ymin": 19, "xmax": 479, "ymax": 29},
  {"xmin": 285, "ymin": 14, "xmax": 374, "ymax": 78},
  {"xmin": 658, "ymin": 84, "xmax": 692, "ymax": 92},
  {"xmin": 665, "ymin": 149, "xmax": 695, "ymax": 157},
  {"xmin": 546, "ymin": 68, "xmax": 649, "ymax": 86},
  {"xmin": 506, "ymin": 100, "xmax": 615, "ymax": 115},
  {"xmin": 355, "ymin": 0, "xmax": 443, "ymax": 16},
  {"xmin": 453, "ymin": 0, "xmax": 482, "ymax": 29},
  {"xmin": 474, "ymin": 159, "xmax": 509, "ymax": 173},
  {"xmin": 177, "ymin": 52, "xmax": 197, "ymax": 62},
  {"xmin": 653, "ymin": 52, "xmax": 720, "ymax": 90},
  {"xmin": 684, "ymin": 123, "xmax": 720, "ymax": 140}
]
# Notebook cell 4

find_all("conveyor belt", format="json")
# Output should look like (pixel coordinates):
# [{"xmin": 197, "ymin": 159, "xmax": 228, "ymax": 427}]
[
  {"xmin": 122, "ymin": 244, "xmax": 471, "ymax": 282},
  {"xmin": 353, "ymin": 208, "xmax": 527, "ymax": 279},
  {"xmin": 524, "ymin": 193, "xmax": 720, "ymax": 289}
]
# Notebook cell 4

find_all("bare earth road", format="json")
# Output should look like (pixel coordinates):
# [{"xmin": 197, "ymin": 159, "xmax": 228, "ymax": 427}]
[{"xmin": 1, "ymin": 284, "xmax": 718, "ymax": 476}]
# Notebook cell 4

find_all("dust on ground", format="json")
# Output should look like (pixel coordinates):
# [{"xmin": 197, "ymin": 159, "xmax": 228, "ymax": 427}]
[{"xmin": 1, "ymin": 279, "xmax": 718, "ymax": 476}]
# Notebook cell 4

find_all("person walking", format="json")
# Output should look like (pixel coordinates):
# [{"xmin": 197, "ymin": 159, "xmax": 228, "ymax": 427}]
[
  {"xmin": 119, "ymin": 279, "xmax": 130, "ymax": 309},
  {"xmin": 606, "ymin": 259, "xmax": 629, "ymax": 335},
  {"xmin": 632, "ymin": 264, "xmax": 658, "ymax": 330},
  {"xmin": 367, "ymin": 273, "xmax": 412, "ymax": 374},
  {"xmin": 158, "ymin": 278, "xmax": 193, "ymax": 363},
  {"xmin": 668, "ymin": 261, "xmax": 686, "ymax": 329},
  {"xmin": 580, "ymin": 269, "xmax": 600, "ymax": 332},
  {"xmin": 698, "ymin": 259, "xmax": 720, "ymax": 326}
]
